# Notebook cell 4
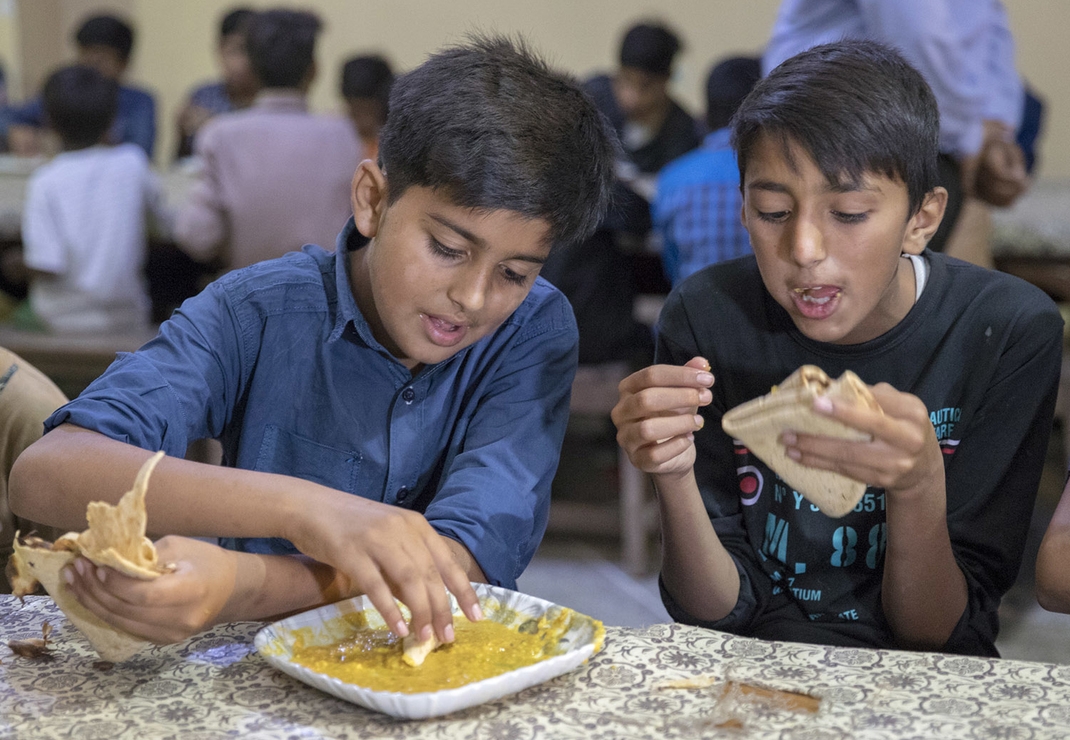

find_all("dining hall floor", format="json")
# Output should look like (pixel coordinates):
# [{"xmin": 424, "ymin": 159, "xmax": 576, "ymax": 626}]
[{"xmin": 521, "ymin": 415, "xmax": 1070, "ymax": 664}]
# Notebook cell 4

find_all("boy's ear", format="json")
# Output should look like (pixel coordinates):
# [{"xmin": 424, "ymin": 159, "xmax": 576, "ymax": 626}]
[
  {"xmin": 351, "ymin": 160, "xmax": 388, "ymax": 239},
  {"xmin": 903, "ymin": 187, "xmax": 948, "ymax": 256}
]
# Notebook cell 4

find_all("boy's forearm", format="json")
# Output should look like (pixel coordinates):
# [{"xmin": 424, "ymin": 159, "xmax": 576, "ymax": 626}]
[
  {"xmin": 655, "ymin": 469, "xmax": 741, "ymax": 622},
  {"xmin": 219, "ymin": 552, "xmax": 352, "ymax": 624},
  {"xmin": 9, "ymin": 424, "xmax": 314, "ymax": 541},
  {"xmin": 882, "ymin": 480, "xmax": 968, "ymax": 650}
]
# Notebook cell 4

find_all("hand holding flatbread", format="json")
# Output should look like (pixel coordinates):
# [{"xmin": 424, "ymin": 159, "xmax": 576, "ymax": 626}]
[
  {"xmin": 9, "ymin": 451, "xmax": 174, "ymax": 662},
  {"xmin": 721, "ymin": 366, "xmax": 882, "ymax": 517}
]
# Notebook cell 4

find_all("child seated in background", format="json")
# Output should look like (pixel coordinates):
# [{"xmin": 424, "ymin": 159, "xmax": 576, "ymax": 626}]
[
  {"xmin": 10, "ymin": 36, "xmax": 614, "ymax": 648},
  {"xmin": 340, "ymin": 54, "xmax": 394, "ymax": 161},
  {"xmin": 612, "ymin": 40, "xmax": 1063, "ymax": 657},
  {"xmin": 21, "ymin": 64, "xmax": 167, "ymax": 333},
  {"xmin": 4, "ymin": 14, "xmax": 156, "ymax": 158},
  {"xmin": 174, "ymin": 7, "xmax": 259, "ymax": 160}
]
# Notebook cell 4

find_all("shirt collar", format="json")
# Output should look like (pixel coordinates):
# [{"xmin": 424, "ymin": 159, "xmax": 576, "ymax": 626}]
[
  {"xmin": 252, "ymin": 89, "xmax": 309, "ymax": 113},
  {"xmin": 329, "ymin": 218, "xmax": 372, "ymax": 345}
]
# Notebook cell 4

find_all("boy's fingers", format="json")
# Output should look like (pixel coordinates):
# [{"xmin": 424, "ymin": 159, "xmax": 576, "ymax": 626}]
[
  {"xmin": 813, "ymin": 392, "xmax": 930, "ymax": 452},
  {"xmin": 618, "ymin": 413, "xmax": 703, "ymax": 448},
  {"xmin": 65, "ymin": 564, "xmax": 181, "ymax": 643},
  {"xmin": 352, "ymin": 560, "xmax": 409, "ymax": 637},
  {"xmin": 618, "ymin": 364, "xmax": 714, "ymax": 395},
  {"xmin": 430, "ymin": 543, "xmax": 481, "ymax": 625},
  {"xmin": 615, "ymin": 387, "xmax": 710, "ymax": 426},
  {"xmin": 635, "ymin": 435, "xmax": 695, "ymax": 467},
  {"xmin": 425, "ymin": 575, "xmax": 456, "ymax": 644}
]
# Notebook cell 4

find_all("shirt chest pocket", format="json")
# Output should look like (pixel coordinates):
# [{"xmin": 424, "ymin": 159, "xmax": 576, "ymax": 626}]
[{"xmin": 254, "ymin": 424, "xmax": 362, "ymax": 495}]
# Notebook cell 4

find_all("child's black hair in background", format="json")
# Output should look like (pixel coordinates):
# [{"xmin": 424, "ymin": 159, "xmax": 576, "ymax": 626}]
[
  {"xmin": 378, "ymin": 35, "xmax": 615, "ymax": 252},
  {"xmin": 75, "ymin": 15, "xmax": 135, "ymax": 61},
  {"xmin": 245, "ymin": 8, "xmax": 321, "ymax": 89},
  {"xmin": 341, "ymin": 54, "xmax": 394, "ymax": 109},
  {"xmin": 42, "ymin": 65, "xmax": 118, "ymax": 151},
  {"xmin": 732, "ymin": 39, "xmax": 940, "ymax": 216},
  {"xmin": 219, "ymin": 7, "xmax": 255, "ymax": 39}
]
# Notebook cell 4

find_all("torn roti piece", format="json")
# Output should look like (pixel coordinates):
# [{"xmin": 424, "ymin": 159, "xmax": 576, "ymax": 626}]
[
  {"xmin": 721, "ymin": 366, "xmax": 882, "ymax": 517},
  {"xmin": 402, "ymin": 631, "xmax": 443, "ymax": 667},
  {"xmin": 10, "ymin": 451, "xmax": 174, "ymax": 662}
]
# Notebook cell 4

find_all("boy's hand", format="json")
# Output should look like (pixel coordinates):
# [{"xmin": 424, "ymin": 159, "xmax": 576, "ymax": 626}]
[
  {"xmin": 612, "ymin": 357, "xmax": 713, "ymax": 479},
  {"xmin": 287, "ymin": 494, "xmax": 481, "ymax": 646},
  {"xmin": 781, "ymin": 383, "xmax": 943, "ymax": 500},
  {"xmin": 62, "ymin": 535, "xmax": 239, "ymax": 644}
]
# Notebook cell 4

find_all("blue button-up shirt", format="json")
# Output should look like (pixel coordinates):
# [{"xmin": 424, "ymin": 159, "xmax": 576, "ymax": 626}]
[
  {"xmin": 44, "ymin": 220, "xmax": 579, "ymax": 588},
  {"xmin": 653, "ymin": 128, "xmax": 751, "ymax": 286}
]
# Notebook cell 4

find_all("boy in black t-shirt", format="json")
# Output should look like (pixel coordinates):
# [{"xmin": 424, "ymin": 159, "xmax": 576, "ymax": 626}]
[{"xmin": 612, "ymin": 40, "xmax": 1062, "ymax": 656}]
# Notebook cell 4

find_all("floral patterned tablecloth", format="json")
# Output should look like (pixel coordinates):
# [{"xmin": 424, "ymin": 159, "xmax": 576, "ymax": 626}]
[{"xmin": 3, "ymin": 596, "xmax": 1070, "ymax": 739}]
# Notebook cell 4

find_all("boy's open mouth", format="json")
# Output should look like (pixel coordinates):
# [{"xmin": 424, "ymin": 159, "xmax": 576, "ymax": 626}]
[
  {"xmin": 422, "ymin": 313, "xmax": 468, "ymax": 347},
  {"xmin": 791, "ymin": 286, "xmax": 842, "ymax": 320}
]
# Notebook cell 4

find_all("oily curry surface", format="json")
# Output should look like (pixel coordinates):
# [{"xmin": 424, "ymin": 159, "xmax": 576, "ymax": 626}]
[{"xmin": 288, "ymin": 608, "xmax": 577, "ymax": 693}]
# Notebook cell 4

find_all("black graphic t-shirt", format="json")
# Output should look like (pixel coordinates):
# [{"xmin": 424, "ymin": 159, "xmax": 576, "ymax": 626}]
[{"xmin": 656, "ymin": 251, "xmax": 1063, "ymax": 656}]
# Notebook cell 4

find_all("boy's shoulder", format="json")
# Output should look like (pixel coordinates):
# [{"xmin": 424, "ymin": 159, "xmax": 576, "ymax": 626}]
[
  {"xmin": 119, "ymin": 84, "xmax": 156, "ymax": 109},
  {"xmin": 211, "ymin": 245, "xmax": 334, "ymax": 310},
  {"xmin": 934, "ymin": 251, "xmax": 1060, "ymax": 322},
  {"xmin": 30, "ymin": 144, "xmax": 147, "ymax": 184},
  {"xmin": 671, "ymin": 255, "xmax": 761, "ymax": 307}
]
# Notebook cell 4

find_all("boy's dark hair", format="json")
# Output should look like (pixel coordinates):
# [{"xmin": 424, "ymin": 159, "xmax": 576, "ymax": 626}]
[
  {"xmin": 341, "ymin": 55, "xmax": 394, "ymax": 108},
  {"xmin": 75, "ymin": 15, "xmax": 134, "ymax": 61},
  {"xmin": 732, "ymin": 40, "xmax": 939, "ymax": 216},
  {"xmin": 705, "ymin": 56, "xmax": 761, "ymax": 132},
  {"xmin": 220, "ymin": 7, "xmax": 255, "ymax": 39},
  {"xmin": 377, "ymin": 35, "xmax": 615, "ymax": 251},
  {"xmin": 42, "ymin": 65, "xmax": 118, "ymax": 150},
  {"xmin": 245, "ymin": 9, "xmax": 321, "ymax": 88},
  {"xmin": 619, "ymin": 22, "xmax": 681, "ymax": 77}
]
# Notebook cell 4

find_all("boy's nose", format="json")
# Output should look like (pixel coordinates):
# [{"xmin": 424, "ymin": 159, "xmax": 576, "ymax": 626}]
[
  {"xmin": 446, "ymin": 267, "xmax": 490, "ymax": 314},
  {"xmin": 788, "ymin": 218, "xmax": 826, "ymax": 267}
]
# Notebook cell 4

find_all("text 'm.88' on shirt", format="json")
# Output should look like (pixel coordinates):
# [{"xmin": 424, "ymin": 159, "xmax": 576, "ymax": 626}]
[{"xmin": 656, "ymin": 250, "xmax": 1063, "ymax": 656}]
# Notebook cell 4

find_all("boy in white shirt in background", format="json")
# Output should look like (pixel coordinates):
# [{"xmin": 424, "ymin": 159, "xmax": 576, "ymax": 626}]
[{"xmin": 22, "ymin": 64, "xmax": 168, "ymax": 333}]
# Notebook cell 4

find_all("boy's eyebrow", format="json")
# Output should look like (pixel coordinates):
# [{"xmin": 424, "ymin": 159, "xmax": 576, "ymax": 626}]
[
  {"xmin": 746, "ymin": 180, "xmax": 790, "ymax": 193},
  {"xmin": 746, "ymin": 179, "xmax": 879, "ymax": 194},
  {"xmin": 428, "ymin": 213, "xmax": 547, "ymax": 264}
]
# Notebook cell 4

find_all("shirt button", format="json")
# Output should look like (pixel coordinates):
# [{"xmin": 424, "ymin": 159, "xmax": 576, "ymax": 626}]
[
  {"xmin": 396, "ymin": 487, "xmax": 410, "ymax": 503},
  {"xmin": 401, "ymin": 387, "xmax": 416, "ymax": 403}
]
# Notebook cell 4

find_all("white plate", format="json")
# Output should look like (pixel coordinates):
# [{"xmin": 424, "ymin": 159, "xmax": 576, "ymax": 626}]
[{"xmin": 254, "ymin": 583, "xmax": 604, "ymax": 719}]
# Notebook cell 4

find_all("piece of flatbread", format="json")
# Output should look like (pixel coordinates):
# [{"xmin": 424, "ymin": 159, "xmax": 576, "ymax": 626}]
[
  {"xmin": 721, "ymin": 366, "xmax": 882, "ymax": 517},
  {"xmin": 10, "ymin": 451, "xmax": 173, "ymax": 662},
  {"xmin": 402, "ymin": 631, "xmax": 442, "ymax": 667}
]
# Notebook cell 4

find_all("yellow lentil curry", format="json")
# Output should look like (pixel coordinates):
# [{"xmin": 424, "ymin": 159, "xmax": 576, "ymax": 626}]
[{"xmin": 288, "ymin": 606, "xmax": 586, "ymax": 693}]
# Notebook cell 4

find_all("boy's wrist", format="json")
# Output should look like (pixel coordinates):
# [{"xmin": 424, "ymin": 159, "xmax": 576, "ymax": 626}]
[
  {"xmin": 218, "ymin": 549, "xmax": 266, "ymax": 623},
  {"xmin": 652, "ymin": 467, "xmax": 699, "ymax": 497}
]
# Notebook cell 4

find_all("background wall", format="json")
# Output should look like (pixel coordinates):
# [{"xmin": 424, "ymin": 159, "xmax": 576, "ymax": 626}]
[{"xmin": 0, "ymin": 0, "xmax": 1065, "ymax": 181}]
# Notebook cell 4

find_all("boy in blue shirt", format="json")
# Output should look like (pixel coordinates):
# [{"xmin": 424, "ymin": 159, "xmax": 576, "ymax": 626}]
[
  {"xmin": 10, "ymin": 37, "xmax": 614, "ymax": 648},
  {"xmin": 5, "ymin": 15, "xmax": 156, "ymax": 158},
  {"xmin": 613, "ymin": 40, "xmax": 1062, "ymax": 656}
]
